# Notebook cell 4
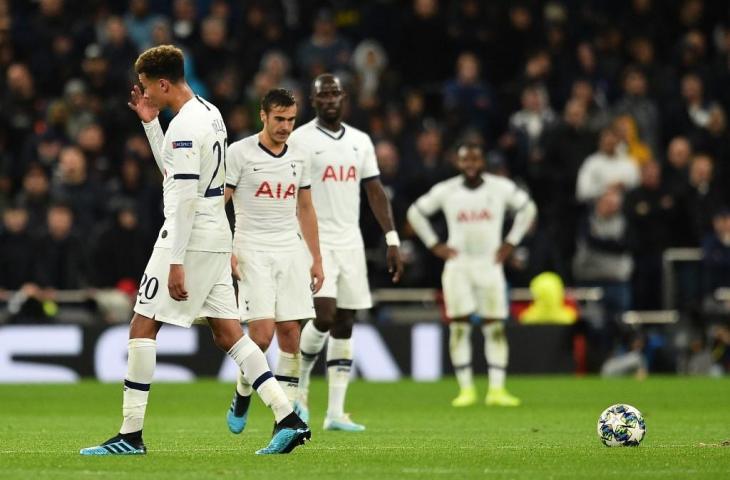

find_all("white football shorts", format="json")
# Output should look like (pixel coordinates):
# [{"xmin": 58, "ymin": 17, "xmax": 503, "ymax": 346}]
[
  {"xmin": 442, "ymin": 259, "xmax": 508, "ymax": 320},
  {"xmin": 133, "ymin": 248, "xmax": 239, "ymax": 327},
  {"xmin": 235, "ymin": 246, "xmax": 315, "ymax": 322},
  {"xmin": 314, "ymin": 247, "xmax": 373, "ymax": 310}
]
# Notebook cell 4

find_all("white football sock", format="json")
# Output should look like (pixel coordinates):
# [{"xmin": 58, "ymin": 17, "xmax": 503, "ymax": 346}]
[
  {"xmin": 449, "ymin": 322, "xmax": 473, "ymax": 390},
  {"xmin": 120, "ymin": 338, "xmax": 156, "ymax": 434},
  {"xmin": 483, "ymin": 322, "xmax": 508, "ymax": 390},
  {"xmin": 299, "ymin": 320, "xmax": 329, "ymax": 405},
  {"xmin": 227, "ymin": 335, "xmax": 292, "ymax": 422},
  {"xmin": 236, "ymin": 370, "xmax": 252, "ymax": 397},
  {"xmin": 275, "ymin": 351, "xmax": 300, "ymax": 405},
  {"xmin": 326, "ymin": 337, "xmax": 352, "ymax": 419}
]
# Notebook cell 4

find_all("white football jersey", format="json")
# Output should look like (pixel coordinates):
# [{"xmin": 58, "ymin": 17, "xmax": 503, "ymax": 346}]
[
  {"xmin": 226, "ymin": 134, "xmax": 311, "ymax": 251},
  {"xmin": 414, "ymin": 174, "xmax": 530, "ymax": 262},
  {"xmin": 288, "ymin": 120, "xmax": 379, "ymax": 250},
  {"xmin": 154, "ymin": 95, "xmax": 231, "ymax": 253}
]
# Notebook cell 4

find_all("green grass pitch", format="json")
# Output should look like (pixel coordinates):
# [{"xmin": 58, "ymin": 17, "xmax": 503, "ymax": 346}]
[{"xmin": 1, "ymin": 377, "xmax": 729, "ymax": 479}]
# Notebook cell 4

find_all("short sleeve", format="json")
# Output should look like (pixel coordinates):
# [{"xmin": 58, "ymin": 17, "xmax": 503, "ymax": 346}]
[
  {"xmin": 415, "ymin": 183, "xmax": 446, "ymax": 216},
  {"xmin": 360, "ymin": 136, "xmax": 380, "ymax": 180},
  {"xmin": 225, "ymin": 142, "xmax": 244, "ymax": 189},
  {"xmin": 169, "ymin": 121, "xmax": 201, "ymax": 180},
  {"xmin": 506, "ymin": 182, "xmax": 531, "ymax": 211},
  {"xmin": 299, "ymin": 151, "xmax": 312, "ymax": 188}
]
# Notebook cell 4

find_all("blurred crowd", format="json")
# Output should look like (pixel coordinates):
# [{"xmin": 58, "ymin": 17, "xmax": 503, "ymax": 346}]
[{"xmin": 0, "ymin": 0, "xmax": 729, "ymax": 370}]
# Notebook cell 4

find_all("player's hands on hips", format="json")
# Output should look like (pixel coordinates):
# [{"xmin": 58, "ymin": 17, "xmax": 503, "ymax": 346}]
[
  {"xmin": 310, "ymin": 258, "xmax": 324, "ymax": 294},
  {"xmin": 168, "ymin": 264, "xmax": 188, "ymax": 301},
  {"xmin": 431, "ymin": 243, "xmax": 458, "ymax": 261},
  {"xmin": 128, "ymin": 84, "xmax": 159, "ymax": 122},
  {"xmin": 495, "ymin": 242, "xmax": 515, "ymax": 264},
  {"xmin": 386, "ymin": 245, "xmax": 403, "ymax": 283},
  {"xmin": 231, "ymin": 253, "xmax": 241, "ymax": 281}
]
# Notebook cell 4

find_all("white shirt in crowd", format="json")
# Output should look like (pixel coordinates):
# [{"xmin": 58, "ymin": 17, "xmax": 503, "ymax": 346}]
[{"xmin": 576, "ymin": 151, "xmax": 640, "ymax": 203}]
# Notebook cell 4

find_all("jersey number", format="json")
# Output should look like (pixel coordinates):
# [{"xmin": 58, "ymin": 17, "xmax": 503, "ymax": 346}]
[
  {"xmin": 138, "ymin": 274, "xmax": 159, "ymax": 300},
  {"xmin": 206, "ymin": 140, "xmax": 226, "ymax": 197}
]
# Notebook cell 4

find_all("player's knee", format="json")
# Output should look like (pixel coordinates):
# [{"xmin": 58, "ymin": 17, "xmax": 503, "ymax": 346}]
[
  {"xmin": 313, "ymin": 313, "xmax": 335, "ymax": 332},
  {"xmin": 249, "ymin": 333, "xmax": 271, "ymax": 352},
  {"xmin": 330, "ymin": 322, "xmax": 352, "ymax": 339},
  {"xmin": 212, "ymin": 331, "xmax": 238, "ymax": 352},
  {"xmin": 129, "ymin": 314, "xmax": 159, "ymax": 339},
  {"xmin": 330, "ymin": 312, "xmax": 354, "ymax": 339}
]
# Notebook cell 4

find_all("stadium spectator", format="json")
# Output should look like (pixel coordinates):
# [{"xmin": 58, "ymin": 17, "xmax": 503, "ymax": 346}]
[
  {"xmin": 51, "ymin": 145, "xmax": 104, "ymax": 236},
  {"xmin": 15, "ymin": 164, "xmax": 51, "ymax": 236},
  {"xmin": 700, "ymin": 208, "xmax": 730, "ymax": 302},
  {"xmin": 123, "ymin": 0, "xmax": 163, "ymax": 52},
  {"xmin": 399, "ymin": 0, "xmax": 449, "ymax": 88},
  {"xmin": 573, "ymin": 189, "xmax": 634, "ymax": 338},
  {"xmin": 613, "ymin": 67, "xmax": 660, "ymax": 158},
  {"xmin": 171, "ymin": 0, "xmax": 199, "ymax": 47},
  {"xmin": 351, "ymin": 39, "xmax": 388, "ymax": 110},
  {"xmin": 0, "ymin": 204, "xmax": 35, "ymax": 290},
  {"xmin": 296, "ymin": 9, "xmax": 351, "ymax": 80},
  {"xmin": 662, "ymin": 136, "xmax": 693, "ymax": 199},
  {"xmin": 1, "ymin": 63, "xmax": 42, "ymax": 161},
  {"xmin": 684, "ymin": 153, "xmax": 723, "ymax": 244},
  {"xmin": 101, "ymin": 16, "xmax": 138, "ymax": 83},
  {"xmin": 192, "ymin": 16, "xmax": 235, "ymax": 89},
  {"xmin": 576, "ymin": 127, "xmax": 640, "ymax": 204},
  {"xmin": 624, "ymin": 162, "xmax": 680, "ymax": 309},
  {"xmin": 443, "ymin": 52, "xmax": 496, "ymax": 140},
  {"xmin": 34, "ymin": 202, "xmax": 90, "ymax": 289},
  {"xmin": 91, "ymin": 201, "xmax": 151, "ymax": 289}
]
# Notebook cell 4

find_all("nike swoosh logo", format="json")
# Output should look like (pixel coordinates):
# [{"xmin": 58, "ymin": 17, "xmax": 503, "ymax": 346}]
[
  {"xmin": 315, "ymin": 151, "xmax": 324, "ymax": 154},
  {"xmin": 253, "ymin": 167, "xmax": 262, "ymax": 171},
  {"xmin": 139, "ymin": 300, "xmax": 151, "ymax": 305}
]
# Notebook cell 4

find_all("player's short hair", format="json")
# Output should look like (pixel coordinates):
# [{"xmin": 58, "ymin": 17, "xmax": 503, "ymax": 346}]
[
  {"xmin": 134, "ymin": 45, "xmax": 185, "ymax": 82},
  {"xmin": 261, "ymin": 88, "xmax": 296, "ymax": 113},
  {"xmin": 457, "ymin": 143, "xmax": 484, "ymax": 158}
]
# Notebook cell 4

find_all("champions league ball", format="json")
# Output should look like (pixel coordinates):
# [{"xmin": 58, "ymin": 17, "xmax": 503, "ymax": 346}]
[{"xmin": 597, "ymin": 404, "xmax": 646, "ymax": 447}]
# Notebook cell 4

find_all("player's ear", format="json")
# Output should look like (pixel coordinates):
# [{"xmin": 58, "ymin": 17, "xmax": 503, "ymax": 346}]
[{"xmin": 259, "ymin": 109, "xmax": 266, "ymax": 125}]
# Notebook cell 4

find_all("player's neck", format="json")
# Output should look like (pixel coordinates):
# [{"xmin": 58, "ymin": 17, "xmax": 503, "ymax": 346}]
[
  {"xmin": 316, "ymin": 117, "xmax": 342, "ymax": 133},
  {"xmin": 462, "ymin": 176, "xmax": 484, "ymax": 189},
  {"xmin": 167, "ymin": 84, "xmax": 195, "ymax": 114},
  {"xmin": 258, "ymin": 131, "xmax": 286, "ymax": 155}
]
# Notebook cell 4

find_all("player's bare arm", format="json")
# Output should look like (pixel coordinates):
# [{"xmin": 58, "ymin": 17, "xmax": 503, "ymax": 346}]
[
  {"xmin": 296, "ymin": 188, "xmax": 324, "ymax": 293},
  {"xmin": 431, "ymin": 243, "xmax": 459, "ymax": 260},
  {"xmin": 223, "ymin": 186, "xmax": 241, "ymax": 280},
  {"xmin": 364, "ymin": 178, "xmax": 404, "ymax": 283},
  {"xmin": 494, "ymin": 242, "xmax": 516, "ymax": 264}
]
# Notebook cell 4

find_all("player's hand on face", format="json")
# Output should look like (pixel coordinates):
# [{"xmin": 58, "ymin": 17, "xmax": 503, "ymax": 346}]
[
  {"xmin": 495, "ymin": 242, "xmax": 515, "ymax": 264},
  {"xmin": 431, "ymin": 243, "xmax": 458, "ymax": 261},
  {"xmin": 230, "ymin": 253, "xmax": 241, "ymax": 281},
  {"xmin": 386, "ymin": 245, "xmax": 403, "ymax": 283},
  {"xmin": 128, "ymin": 84, "xmax": 159, "ymax": 123},
  {"xmin": 310, "ymin": 259, "xmax": 324, "ymax": 294},
  {"xmin": 168, "ymin": 264, "xmax": 188, "ymax": 301}
]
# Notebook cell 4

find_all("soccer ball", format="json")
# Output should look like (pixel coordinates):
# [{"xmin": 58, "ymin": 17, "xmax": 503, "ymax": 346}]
[{"xmin": 597, "ymin": 404, "xmax": 646, "ymax": 447}]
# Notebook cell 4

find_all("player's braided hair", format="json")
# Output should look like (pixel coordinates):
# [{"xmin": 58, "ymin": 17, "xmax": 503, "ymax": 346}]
[
  {"xmin": 134, "ymin": 45, "xmax": 185, "ymax": 82},
  {"xmin": 261, "ymin": 88, "xmax": 296, "ymax": 113}
]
